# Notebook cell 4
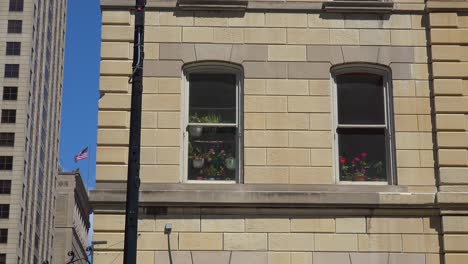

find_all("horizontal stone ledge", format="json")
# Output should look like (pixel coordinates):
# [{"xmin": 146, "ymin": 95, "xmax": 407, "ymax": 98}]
[
  {"xmin": 90, "ymin": 183, "xmax": 436, "ymax": 208},
  {"xmin": 100, "ymin": 0, "xmax": 420, "ymax": 12},
  {"xmin": 438, "ymin": 192, "xmax": 468, "ymax": 206},
  {"xmin": 427, "ymin": 1, "xmax": 468, "ymax": 11}
]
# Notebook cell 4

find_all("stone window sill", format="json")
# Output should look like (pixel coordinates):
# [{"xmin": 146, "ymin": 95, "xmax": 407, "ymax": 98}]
[
  {"xmin": 323, "ymin": 1, "xmax": 394, "ymax": 13},
  {"xmin": 90, "ymin": 183, "xmax": 435, "ymax": 208}
]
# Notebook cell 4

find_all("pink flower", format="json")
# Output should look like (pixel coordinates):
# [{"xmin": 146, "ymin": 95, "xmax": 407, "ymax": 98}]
[
  {"xmin": 361, "ymin": 152, "xmax": 367, "ymax": 158},
  {"xmin": 354, "ymin": 157, "xmax": 361, "ymax": 162},
  {"xmin": 339, "ymin": 157, "xmax": 346, "ymax": 164},
  {"xmin": 220, "ymin": 150, "xmax": 225, "ymax": 154},
  {"xmin": 209, "ymin": 148, "xmax": 215, "ymax": 152}
]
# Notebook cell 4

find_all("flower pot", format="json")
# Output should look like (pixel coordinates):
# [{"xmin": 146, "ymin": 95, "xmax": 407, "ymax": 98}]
[
  {"xmin": 189, "ymin": 126, "xmax": 203, "ymax": 137},
  {"xmin": 352, "ymin": 173, "xmax": 367, "ymax": 181},
  {"xmin": 196, "ymin": 176, "xmax": 205, "ymax": 180},
  {"xmin": 192, "ymin": 158, "xmax": 204, "ymax": 168},
  {"xmin": 225, "ymin": 157, "xmax": 236, "ymax": 170}
]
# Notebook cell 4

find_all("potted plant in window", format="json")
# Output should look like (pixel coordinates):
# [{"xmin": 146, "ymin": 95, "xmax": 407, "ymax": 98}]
[
  {"xmin": 340, "ymin": 153, "xmax": 370, "ymax": 181},
  {"xmin": 188, "ymin": 113, "xmax": 203, "ymax": 137},
  {"xmin": 225, "ymin": 153, "xmax": 236, "ymax": 170},
  {"xmin": 200, "ymin": 113, "xmax": 221, "ymax": 134},
  {"xmin": 189, "ymin": 145, "xmax": 205, "ymax": 169}
]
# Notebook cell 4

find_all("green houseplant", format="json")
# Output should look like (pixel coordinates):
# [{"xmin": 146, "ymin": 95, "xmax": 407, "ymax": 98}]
[{"xmin": 188, "ymin": 113, "xmax": 203, "ymax": 137}]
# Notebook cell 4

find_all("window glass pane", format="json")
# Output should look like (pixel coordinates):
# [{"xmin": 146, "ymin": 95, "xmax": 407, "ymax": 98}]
[
  {"xmin": 338, "ymin": 128, "xmax": 387, "ymax": 182},
  {"xmin": 6, "ymin": 42, "xmax": 21, "ymax": 56},
  {"xmin": 9, "ymin": 0, "xmax": 24, "ymax": 11},
  {"xmin": 3, "ymin": 87, "xmax": 18, "ymax": 100},
  {"xmin": 0, "ymin": 133, "xmax": 15, "ymax": 147},
  {"xmin": 337, "ymin": 73, "xmax": 385, "ymax": 125},
  {"xmin": 7, "ymin": 20, "xmax": 22, "ymax": 33},
  {"xmin": 188, "ymin": 127, "xmax": 237, "ymax": 181},
  {"xmin": 189, "ymin": 73, "xmax": 236, "ymax": 124},
  {"xmin": 4, "ymin": 64, "xmax": 19, "ymax": 78}
]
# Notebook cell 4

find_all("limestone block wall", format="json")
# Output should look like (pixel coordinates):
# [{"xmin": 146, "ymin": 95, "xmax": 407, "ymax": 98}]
[
  {"xmin": 96, "ymin": 8, "xmax": 436, "ymax": 188},
  {"xmin": 426, "ymin": 3, "xmax": 468, "ymax": 263},
  {"xmin": 92, "ymin": 209, "xmax": 442, "ymax": 264}
]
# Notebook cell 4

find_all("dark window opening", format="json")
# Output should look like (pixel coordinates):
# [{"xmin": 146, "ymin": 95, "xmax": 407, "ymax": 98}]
[
  {"xmin": 186, "ymin": 72, "xmax": 240, "ymax": 182},
  {"xmin": 0, "ymin": 181, "xmax": 11, "ymax": 195},
  {"xmin": 6, "ymin": 42, "xmax": 21, "ymax": 56},
  {"xmin": 4, "ymin": 64, "xmax": 19, "ymax": 78},
  {"xmin": 7, "ymin": 20, "xmax": 22, "ymax": 33},
  {"xmin": 0, "ymin": 229, "xmax": 7, "ymax": 243},
  {"xmin": 0, "ymin": 205, "xmax": 10, "ymax": 218},
  {"xmin": 0, "ymin": 157, "xmax": 13, "ymax": 171},
  {"xmin": 336, "ymin": 72, "xmax": 391, "ymax": 182},
  {"xmin": 1, "ymin": 110, "xmax": 16, "ymax": 124},
  {"xmin": 3, "ymin": 87, "xmax": 18, "ymax": 100},
  {"xmin": 9, "ymin": 0, "xmax": 24, "ymax": 11},
  {"xmin": 0, "ymin": 133, "xmax": 15, "ymax": 147}
]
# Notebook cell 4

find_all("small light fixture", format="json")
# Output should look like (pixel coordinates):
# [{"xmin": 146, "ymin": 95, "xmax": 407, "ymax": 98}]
[{"xmin": 164, "ymin": 223, "xmax": 172, "ymax": 234}]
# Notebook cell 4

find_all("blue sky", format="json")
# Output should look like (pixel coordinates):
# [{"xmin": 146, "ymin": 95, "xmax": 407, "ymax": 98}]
[{"xmin": 59, "ymin": 0, "xmax": 101, "ymax": 189}]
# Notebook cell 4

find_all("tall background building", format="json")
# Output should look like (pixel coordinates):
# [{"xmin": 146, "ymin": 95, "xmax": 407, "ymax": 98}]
[
  {"xmin": 0, "ymin": 0, "xmax": 67, "ymax": 263},
  {"xmin": 53, "ymin": 170, "xmax": 91, "ymax": 264}
]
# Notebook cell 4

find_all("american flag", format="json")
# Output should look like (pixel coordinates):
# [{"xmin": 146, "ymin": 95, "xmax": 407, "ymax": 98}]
[{"xmin": 74, "ymin": 147, "xmax": 89, "ymax": 162}]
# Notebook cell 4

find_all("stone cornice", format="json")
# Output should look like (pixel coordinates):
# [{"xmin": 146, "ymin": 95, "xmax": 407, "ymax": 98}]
[{"xmin": 100, "ymin": 0, "xmax": 422, "ymax": 12}]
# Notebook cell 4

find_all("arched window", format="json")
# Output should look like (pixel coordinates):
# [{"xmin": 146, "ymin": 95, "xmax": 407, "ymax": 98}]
[
  {"xmin": 332, "ymin": 64, "xmax": 395, "ymax": 183},
  {"xmin": 182, "ymin": 63, "xmax": 243, "ymax": 183}
]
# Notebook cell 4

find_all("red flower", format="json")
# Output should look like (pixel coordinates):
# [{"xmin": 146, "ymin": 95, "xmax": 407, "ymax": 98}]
[
  {"xmin": 354, "ymin": 157, "xmax": 360, "ymax": 162},
  {"xmin": 339, "ymin": 157, "xmax": 346, "ymax": 164},
  {"xmin": 361, "ymin": 152, "xmax": 368, "ymax": 158}
]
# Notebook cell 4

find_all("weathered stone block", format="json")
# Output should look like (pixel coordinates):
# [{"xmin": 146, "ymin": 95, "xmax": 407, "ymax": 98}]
[
  {"xmin": 179, "ymin": 233, "xmax": 222, "ymax": 250},
  {"xmin": 245, "ymin": 218, "xmax": 290, "ymax": 232},
  {"xmin": 291, "ymin": 218, "xmax": 335, "ymax": 233},
  {"xmin": 224, "ymin": 233, "xmax": 268, "ymax": 250}
]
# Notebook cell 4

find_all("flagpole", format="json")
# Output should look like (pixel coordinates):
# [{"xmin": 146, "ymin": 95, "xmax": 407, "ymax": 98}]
[{"xmin": 87, "ymin": 145, "xmax": 91, "ymax": 191}]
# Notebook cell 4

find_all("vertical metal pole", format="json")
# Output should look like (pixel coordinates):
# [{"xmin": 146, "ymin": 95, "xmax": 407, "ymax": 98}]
[{"xmin": 123, "ymin": 1, "xmax": 145, "ymax": 264}]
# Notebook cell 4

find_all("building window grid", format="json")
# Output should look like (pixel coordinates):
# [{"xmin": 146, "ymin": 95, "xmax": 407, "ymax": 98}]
[
  {"xmin": 0, "ymin": 157, "xmax": 13, "ymax": 171},
  {"xmin": 0, "ymin": 181, "xmax": 11, "ymax": 195},
  {"xmin": 7, "ymin": 20, "xmax": 22, "ymax": 33},
  {"xmin": 4, "ymin": 64, "xmax": 20, "ymax": 78},
  {"xmin": 0, "ymin": 229, "xmax": 8, "ymax": 243},
  {"xmin": 332, "ymin": 64, "xmax": 395, "ymax": 184},
  {"xmin": 0, "ymin": 205, "xmax": 10, "ymax": 218},
  {"xmin": 1, "ymin": 110, "xmax": 17, "ymax": 124},
  {"xmin": 0, "ymin": 133, "xmax": 15, "ymax": 147},
  {"xmin": 3, "ymin": 87, "xmax": 18, "ymax": 101},
  {"xmin": 9, "ymin": 0, "xmax": 24, "ymax": 11},
  {"xmin": 6, "ymin": 42, "xmax": 21, "ymax": 56}
]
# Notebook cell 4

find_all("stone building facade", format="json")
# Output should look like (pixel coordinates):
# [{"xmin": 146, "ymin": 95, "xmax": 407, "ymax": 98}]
[
  {"xmin": 0, "ymin": 0, "xmax": 67, "ymax": 263},
  {"xmin": 91, "ymin": 0, "xmax": 468, "ymax": 263},
  {"xmin": 53, "ymin": 171, "xmax": 91, "ymax": 264}
]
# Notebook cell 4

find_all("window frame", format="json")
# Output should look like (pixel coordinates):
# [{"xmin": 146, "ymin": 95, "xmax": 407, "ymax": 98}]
[
  {"xmin": 3, "ymin": 87, "xmax": 18, "ymax": 101},
  {"xmin": 7, "ymin": 20, "xmax": 22, "ymax": 33},
  {"xmin": 182, "ymin": 62, "xmax": 243, "ymax": 184},
  {"xmin": 0, "ymin": 133, "xmax": 15, "ymax": 147},
  {"xmin": 9, "ymin": 0, "xmax": 24, "ymax": 11},
  {"xmin": 0, "ymin": 229, "xmax": 7, "ymax": 243},
  {"xmin": 331, "ymin": 64, "xmax": 396, "ymax": 185},
  {"xmin": 6, "ymin": 42, "xmax": 21, "ymax": 56},
  {"xmin": 0, "ymin": 204, "xmax": 9, "ymax": 218},
  {"xmin": 4, "ymin": 64, "xmax": 20, "ymax": 78},
  {"xmin": 1, "ymin": 110, "xmax": 16, "ymax": 124}
]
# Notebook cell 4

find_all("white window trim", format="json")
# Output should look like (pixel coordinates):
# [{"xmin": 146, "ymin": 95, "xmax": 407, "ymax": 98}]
[
  {"xmin": 331, "ymin": 64, "xmax": 396, "ymax": 185},
  {"xmin": 181, "ymin": 62, "xmax": 244, "ymax": 184}
]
